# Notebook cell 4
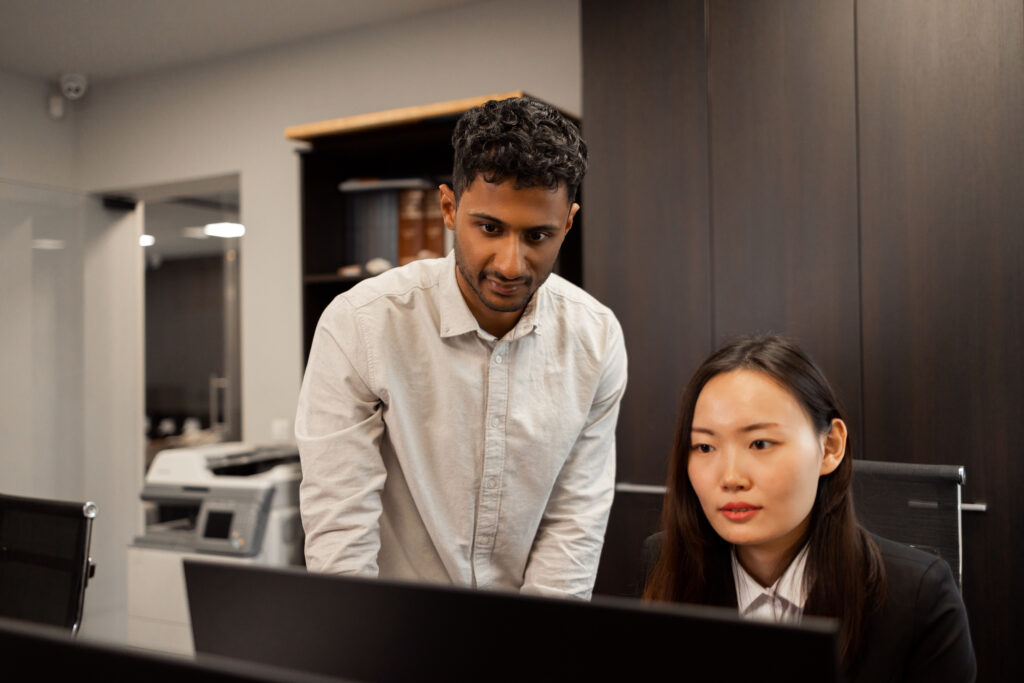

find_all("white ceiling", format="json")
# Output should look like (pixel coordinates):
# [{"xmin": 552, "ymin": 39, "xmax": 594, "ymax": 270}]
[{"xmin": 0, "ymin": 0, "xmax": 474, "ymax": 83}]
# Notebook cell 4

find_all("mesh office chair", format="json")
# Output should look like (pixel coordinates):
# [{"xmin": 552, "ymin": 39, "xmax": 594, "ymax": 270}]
[
  {"xmin": 851, "ymin": 459, "xmax": 965, "ymax": 590},
  {"xmin": 0, "ymin": 493, "xmax": 98, "ymax": 634}
]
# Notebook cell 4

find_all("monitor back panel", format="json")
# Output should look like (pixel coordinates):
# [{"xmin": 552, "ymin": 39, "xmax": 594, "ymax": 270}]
[{"xmin": 186, "ymin": 560, "xmax": 838, "ymax": 683}]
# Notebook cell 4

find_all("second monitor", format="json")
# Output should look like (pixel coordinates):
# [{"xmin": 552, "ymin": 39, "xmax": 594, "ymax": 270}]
[{"xmin": 186, "ymin": 560, "xmax": 839, "ymax": 683}]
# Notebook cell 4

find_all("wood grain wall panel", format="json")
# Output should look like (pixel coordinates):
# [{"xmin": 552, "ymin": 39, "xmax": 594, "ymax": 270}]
[
  {"xmin": 582, "ymin": 0, "xmax": 712, "ymax": 486},
  {"xmin": 708, "ymin": 0, "xmax": 863, "ymax": 444},
  {"xmin": 857, "ymin": 1, "xmax": 1024, "ymax": 678},
  {"xmin": 593, "ymin": 490, "xmax": 664, "ymax": 597}
]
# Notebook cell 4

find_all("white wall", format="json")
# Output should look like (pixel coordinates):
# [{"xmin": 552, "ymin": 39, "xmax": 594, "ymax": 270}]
[
  {"xmin": 0, "ymin": 184, "xmax": 87, "ymax": 500},
  {"xmin": 0, "ymin": 204, "xmax": 35, "ymax": 491},
  {"xmin": 74, "ymin": 0, "xmax": 582, "ymax": 442},
  {"xmin": 0, "ymin": 70, "xmax": 78, "ymax": 188},
  {"xmin": 80, "ymin": 203, "xmax": 145, "ymax": 641}
]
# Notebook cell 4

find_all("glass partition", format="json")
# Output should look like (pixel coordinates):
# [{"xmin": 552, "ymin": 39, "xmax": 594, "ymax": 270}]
[
  {"xmin": 1, "ymin": 180, "xmax": 87, "ymax": 499},
  {"xmin": 0, "ymin": 179, "xmax": 144, "ymax": 643}
]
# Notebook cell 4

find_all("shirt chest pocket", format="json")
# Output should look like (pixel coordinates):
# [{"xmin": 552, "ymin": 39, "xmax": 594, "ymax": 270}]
[{"xmin": 503, "ymin": 345, "xmax": 598, "ymax": 477}]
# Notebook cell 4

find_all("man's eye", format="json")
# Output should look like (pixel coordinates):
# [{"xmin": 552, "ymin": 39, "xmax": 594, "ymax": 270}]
[
  {"xmin": 691, "ymin": 443, "xmax": 714, "ymax": 454},
  {"xmin": 751, "ymin": 439, "xmax": 773, "ymax": 450},
  {"xmin": 480, "ymin": 223, "xmax": 500, "ymax": 234},
  {"xmin": 527, "ymin": 231, "xmax": 551, "ymax": 243}
]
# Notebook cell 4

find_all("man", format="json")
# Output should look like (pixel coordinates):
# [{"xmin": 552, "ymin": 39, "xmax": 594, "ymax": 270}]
[{"xmin": 295, "ymin": 96, "xmax": 627, "ymax": 599}]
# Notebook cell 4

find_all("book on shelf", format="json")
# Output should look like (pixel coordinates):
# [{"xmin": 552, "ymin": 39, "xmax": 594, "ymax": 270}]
[
  {"xmin": 398, "ymin": 188, "xmax": 426, "ymax": 266},
  {"xmin": 338, "ymin": 178, "xmax": 448, "ymax": 272},
  {"xmin": 343, "ymin": 189, "xmax": 397, "ymax": 271},
  {"xmin": 423, "ymin": 192, "xmax": 446, "ymax": 259}
]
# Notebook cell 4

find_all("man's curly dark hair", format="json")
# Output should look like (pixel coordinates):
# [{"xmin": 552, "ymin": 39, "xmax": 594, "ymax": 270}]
[{"xmin": 451, "ymin": 97, "xmax": 588, "ymax": 203}]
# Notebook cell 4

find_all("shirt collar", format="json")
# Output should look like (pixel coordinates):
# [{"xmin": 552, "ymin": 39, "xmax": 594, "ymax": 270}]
[
  {"xmin": 439, "ymin": 251, "xmax": 482, "ymax": 338},
  {"xmin": 438, "ymin": 250, "xmax": 545, "ymax": 341},
  {"xmin": 512, "ymin": 282, "xmax": 542, "ymax": 339},
  {"xmin": 731, "ymin": 544, "xmax": 810, "ymax": 615}
]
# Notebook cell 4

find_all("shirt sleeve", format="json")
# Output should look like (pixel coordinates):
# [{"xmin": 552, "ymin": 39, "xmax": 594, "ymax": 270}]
[
  {"xmin": 294, "ymin": 296, "xmax": 388, "ymax": 576},
  {"xmin": 904, "ymin": 557, "xmax": 977, "ymax": 682},
  {"xmin": 520, "ymin": 319, "xmax": 628, "ymax": 599}
]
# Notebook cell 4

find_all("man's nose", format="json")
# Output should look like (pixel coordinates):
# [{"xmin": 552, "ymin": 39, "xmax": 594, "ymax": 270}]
[{"xmin": 491, "ymin": 235, "xmax": 525, "ymax": 280}]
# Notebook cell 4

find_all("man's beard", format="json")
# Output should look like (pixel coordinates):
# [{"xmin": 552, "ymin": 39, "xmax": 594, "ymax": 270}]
[{"xmin": 456, "ymin": 260, "xmax": 535, "ymax": 313}]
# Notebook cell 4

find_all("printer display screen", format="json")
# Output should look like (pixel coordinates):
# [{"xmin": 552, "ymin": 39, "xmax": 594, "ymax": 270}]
[{"xmin": 203, "ymin": 511, "xmax": 233, "ymax": 539}]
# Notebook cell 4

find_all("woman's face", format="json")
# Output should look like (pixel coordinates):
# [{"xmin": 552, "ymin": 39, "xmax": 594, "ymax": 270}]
[{"xmin": 686, "ymin": 369, "xmax": 845, "ymax": 582}]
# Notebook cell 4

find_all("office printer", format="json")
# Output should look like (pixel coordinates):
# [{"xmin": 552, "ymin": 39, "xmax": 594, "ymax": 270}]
[
  {"xmin": 127, "ymin": 442, "xmax": 305, "ymax": 655},
  {"xmin": 134, "ymin": 442, "xmax": 303, "ymax": 562}
]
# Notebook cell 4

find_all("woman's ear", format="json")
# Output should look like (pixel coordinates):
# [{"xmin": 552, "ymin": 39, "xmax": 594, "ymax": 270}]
[{"xmin": 820, "ymin": 418, "xmax": 847, "ymax": 476}]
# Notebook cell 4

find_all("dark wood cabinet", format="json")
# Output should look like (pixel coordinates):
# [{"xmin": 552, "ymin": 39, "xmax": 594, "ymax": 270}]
[
  {"xmin": 582, "ymin": 0, "xmax": 711, "ymax": 487},
  {"xmin": 856, "ymin": 1, "xmax": 1024, "ymax": 676},
  {"xmin": 583, "ymin": 1, "xmax": 1023, "ymax": 678},
  {"xmin": 707, "ymin": 0, "xmax": 862, "ymax": 442},
  {"xmin": 287, "ymin": 93, "xmax": 583, "ymax": 362}
]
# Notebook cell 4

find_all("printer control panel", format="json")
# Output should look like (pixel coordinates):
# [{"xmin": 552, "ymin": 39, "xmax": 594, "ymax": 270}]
[
  {"xmin": 194, "ymin": 491, "xmax": 271, "ymax": 555},
  {"xmin": 137, "ymin": 485, "xmax": 274, "ymax": 557}
]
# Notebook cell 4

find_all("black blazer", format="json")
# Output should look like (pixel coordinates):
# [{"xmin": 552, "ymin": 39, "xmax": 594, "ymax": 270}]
[
  {"xmin": 641, "ymin": 533, "xmax": 976, "ymax": 682},
  {"xmin": 850, "ymin": 535, "xmax": 975, "ymax": 683}
]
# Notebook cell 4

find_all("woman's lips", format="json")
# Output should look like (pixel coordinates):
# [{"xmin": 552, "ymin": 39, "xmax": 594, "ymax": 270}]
[{"xmin": 720, "ymin": 502, "xmax": 762, "ymax": 521}]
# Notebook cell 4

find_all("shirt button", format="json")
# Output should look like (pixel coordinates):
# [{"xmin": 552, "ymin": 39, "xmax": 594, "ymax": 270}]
[
  {"xmin": 494, "ymin": 355, "xmax": 503, "ymax": 364},
  {"xmin": 486, "ymin": 477, "xmax": 498, "ymax": 489},
  {"xmin": 490, "ymin": 417, "xmax": 500, "ymax": 428}
]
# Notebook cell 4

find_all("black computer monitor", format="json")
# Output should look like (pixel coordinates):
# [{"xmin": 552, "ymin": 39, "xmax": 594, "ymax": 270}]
[
  {"xmin": 0, "ymin": 615, "xmax": 346, "ymax": 682},
  {"xmin": 185, "ymin": 560, "xmax": 839, "ymax": 683}
]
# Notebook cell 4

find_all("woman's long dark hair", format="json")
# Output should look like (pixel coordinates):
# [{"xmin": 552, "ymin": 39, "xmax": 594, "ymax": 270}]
[{"xmin": 643, "ymin": 335, "xmax": 886, "ymax": 667}]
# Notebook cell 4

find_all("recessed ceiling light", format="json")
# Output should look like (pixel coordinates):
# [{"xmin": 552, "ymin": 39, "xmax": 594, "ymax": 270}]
[
  {"xmin": 204, "ymin": 222, "xmax": 245, "ymax": 238},
  {"xmin": 139, "ymin": 234, "xmax": 155, "ymax": 247}
]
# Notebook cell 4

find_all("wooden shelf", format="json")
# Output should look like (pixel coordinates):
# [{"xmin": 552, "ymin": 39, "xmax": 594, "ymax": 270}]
[
  {"xmin": 285, "ymin": 91, "xmax": 525, "ymax": 142},
  {"xmin": 303, "ymin": 273, "xmax": 367, "ymax": 285}
]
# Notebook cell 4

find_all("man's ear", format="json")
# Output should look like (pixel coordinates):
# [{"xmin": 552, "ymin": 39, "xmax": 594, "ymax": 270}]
[
  {"xmin": 439, "ymin": 184, "xmax": 456, "ymax": 231},
  {"xmin": 564, "ymin": 202, "xmax": 580, "ymax": 235},
  {"xmin": 820, "ymin": 418, "xmax": 847, "ymax": 476}
]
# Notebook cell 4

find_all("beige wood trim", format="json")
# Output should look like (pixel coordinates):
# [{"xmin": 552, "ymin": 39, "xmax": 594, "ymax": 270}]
[{"xmin": 285, "ymin": 91, "xmax": 527, "ymax": 141}]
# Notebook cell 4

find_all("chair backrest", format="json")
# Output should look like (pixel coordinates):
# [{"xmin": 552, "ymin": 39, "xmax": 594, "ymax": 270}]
[
  {"xmin": 851, "ymin": 459, "xmax": 964, "ymax": 590},
  {"xmin": 0, "ymin": 493, "xmax": 97, "ymax": 634},
  {"xmin": 637, "ymin": 459, "xmax": 965, "ymax": 594}
]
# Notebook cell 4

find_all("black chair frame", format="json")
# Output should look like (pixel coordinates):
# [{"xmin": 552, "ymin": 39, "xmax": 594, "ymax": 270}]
[{"xmin": 0, "ymin": 493, "xmax": 98, "ymax": 634}]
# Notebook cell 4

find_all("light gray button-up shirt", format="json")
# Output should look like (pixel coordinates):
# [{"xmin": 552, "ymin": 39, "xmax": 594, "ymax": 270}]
[{"xmin": 295, "ymin": 252, "xmax": 627, "ymax": 599}]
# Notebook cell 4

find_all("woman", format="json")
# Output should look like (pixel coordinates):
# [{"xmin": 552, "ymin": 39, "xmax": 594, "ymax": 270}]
[{"xmin": 644, "ymin": 335, "xmax": 975, "ymax": 682}]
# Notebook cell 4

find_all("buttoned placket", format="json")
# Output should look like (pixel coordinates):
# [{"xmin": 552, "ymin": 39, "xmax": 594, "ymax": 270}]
[{"xmin": 472, "ymin": 338, "xmax": 511, "ymax": 581}]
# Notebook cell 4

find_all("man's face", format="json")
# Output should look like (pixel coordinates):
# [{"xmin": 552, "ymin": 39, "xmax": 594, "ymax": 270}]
[{"xmin": 439, "ymin": 177, "xmax": 578, "ymax": 337}]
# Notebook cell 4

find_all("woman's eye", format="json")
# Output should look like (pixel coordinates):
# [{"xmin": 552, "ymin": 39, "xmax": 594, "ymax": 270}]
[
  {"xmin": 751, "ymin": 439, "xmax": 772, "ymax": 450},
  {"xmin": 692, "ymin": 443, "xmax": 714, "ymax": 454}
]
